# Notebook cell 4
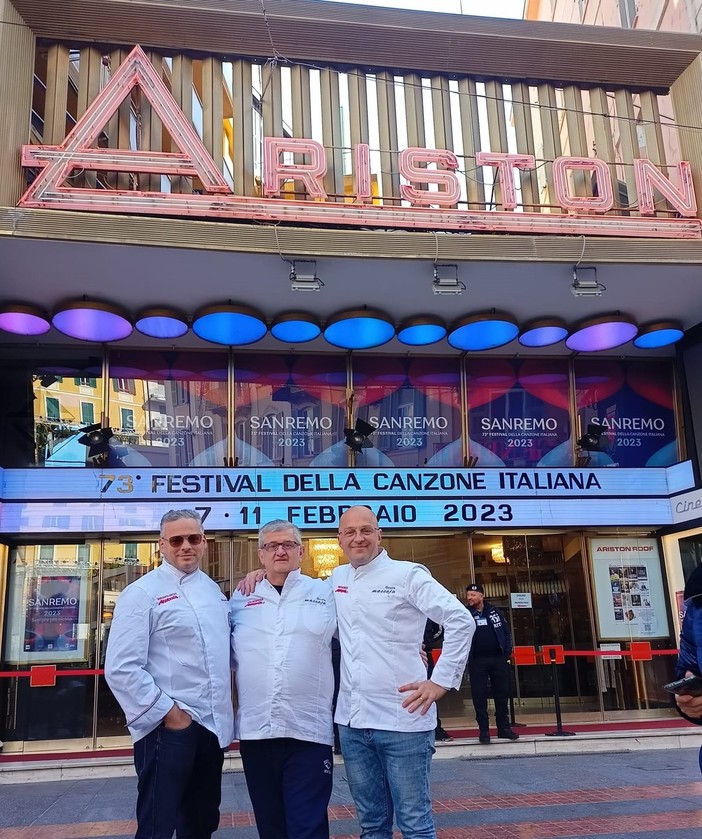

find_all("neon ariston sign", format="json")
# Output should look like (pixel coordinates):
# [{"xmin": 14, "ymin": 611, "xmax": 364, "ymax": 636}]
[{"xmin": 19, "ymin": 46, "xmax": 702, "ymax": 239}]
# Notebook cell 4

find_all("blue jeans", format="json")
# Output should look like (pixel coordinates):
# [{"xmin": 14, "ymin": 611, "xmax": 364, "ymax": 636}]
[
  {"xmin": 338, "ymin": 726, "xmax": 436, "ymax": 839},
  {"xmin": 133, "ymin": 720, "xmax": 225, "ymax": 839}
]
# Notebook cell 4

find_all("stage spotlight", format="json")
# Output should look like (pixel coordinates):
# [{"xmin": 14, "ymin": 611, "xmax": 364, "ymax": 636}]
[
  {"xmin": 78, "ymin": 423, "xmax": 114, "ymax": 458},
  {"xmin": 571, "ymin": 266, "xmax": 606, "ymax": 297},
  {"xmin": 576, "ymin": 420, "xmax": 607, "ymax": 452},
  {"xmin": 344, "ymin": 419, "xmax": 375, "ymax": 453},
  {"xmin": 290, "ymin": 260, "xmax": 324, "ymax": 291},
  {"xmin": 432, "ymin": 264, "xmax": 465, "ymax": 296}
]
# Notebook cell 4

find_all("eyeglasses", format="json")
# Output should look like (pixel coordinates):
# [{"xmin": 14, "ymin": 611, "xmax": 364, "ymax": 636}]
[
  {"xmin": 261, "ymin": 541, "xmax": 300, "ymax": 553},
  {"xmin": 339, "ymin": 527, "xmax": 378, "ymax": 539},
  {"xmin": 162, "ymin": 534, "xmax": 204, "ymax": 548}
]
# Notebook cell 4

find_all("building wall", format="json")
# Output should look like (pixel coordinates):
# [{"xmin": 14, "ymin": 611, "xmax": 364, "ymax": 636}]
[{"xmin": 526, "ymin": 0, "xmax": 698, "ymax": 32}]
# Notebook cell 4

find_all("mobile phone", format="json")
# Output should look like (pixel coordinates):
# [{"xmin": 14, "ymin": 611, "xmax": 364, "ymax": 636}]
[{"xmin": 663, "ymin": 674, "xmax": 702, "ymax": 696}]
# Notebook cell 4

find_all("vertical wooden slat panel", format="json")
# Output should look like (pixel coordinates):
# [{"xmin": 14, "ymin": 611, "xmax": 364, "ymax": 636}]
[
  {"xmin": 347, "ymin": 69, "xmax": 369, "ymax": 147},
  {"xmin": 404, "ymin": 73, "xmax": 425, "ymax": 148},
  {"xmin": 0, "ymin": 0, "xmax": 35, "ymax": 205},
  {"xmin": 563, "ymin": 86, "xmax": 589, "ymax": 196},
  {"xmin": 671, "ymin": 56, "xmax": 702, "ymax": 222},
  {"xmin": 511, "ymin": 81, "xmax": 538, "ymax": 209},
  {"xmin": 171, "ymin": 54, "xmax": 193, "ymax": 194},
  {"xmin": 639, "ymin": 91, "xmax": 666, "ymax": 166},
  {"xmin": 320, "ymin": 68, "xmax": 344, "ymax": 199},
  {"xmin": 614, "ymin": 89, "xmax": 640, "ymax": 214},
  {"xmin": 291, "ymin": 65, "xmax": 312, "ymax": 139},
  {"xmin": 231, "ymin": 59, "xmax": 255, "ymax": 196},
  {"xmin": 261, "ymin": 61, "xmax": 283, "ymax": 137},
  {"xmin": 537, "ymin": 83, "xmax": 562, "ymax": 211},
  {"xmin": 107, "ymin": 49, "xmax": 131, "ymax": 191},
  {"xmin": 202, "ymin": 56, "xmax": 224, "ymax": 173},
  {"xmin": 140, "ymin": 51, "xmax": 164, "ymax": 191},
  {"xmin": 484, "ymin": 80, "xmax": 509, "ymax": 208},
  {"xmin": 431, "ymin": 76, "xmax": 453, "ymax": 151},
  {"xmin": 44, "ymin": 44, "xmax": 70, "ymax": 144},
  {"xmin": 589, "ymin": 87, "xmax": 618, "ymax": 210},
  {"xmin": 376, "ymin": 71, "xmax": 400, "ymax": 205},
  {"xmin": 457, "ymin": 77, "xmax": 484, "ymax": 209},
  {"xmin": 77, "ymin": 47, "xmax": 102, "ymax": 117}
]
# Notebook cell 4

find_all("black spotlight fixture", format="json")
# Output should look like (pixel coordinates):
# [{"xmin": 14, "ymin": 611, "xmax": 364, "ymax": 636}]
[
  {"xmin": 576, "ymin": 420, "xmax": 607, "ymax": 452},
  {"xmin": 78, "ymin": 423, "xmax": 114, "ymax": 458},
  {"xmin": 344, "ymin": 419, "xmax": 375, "ymax": 453}
]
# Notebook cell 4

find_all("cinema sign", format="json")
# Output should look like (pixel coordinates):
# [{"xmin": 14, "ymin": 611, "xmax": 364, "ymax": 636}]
[{"xmin": 19, "ymin": 45, "xmax": 702, "ymax": 240}]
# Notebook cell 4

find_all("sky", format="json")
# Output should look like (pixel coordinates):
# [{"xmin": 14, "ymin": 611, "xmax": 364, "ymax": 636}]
[{"xmin": 316, "ymin": 0, "xmax": 525, "ymax": 18}]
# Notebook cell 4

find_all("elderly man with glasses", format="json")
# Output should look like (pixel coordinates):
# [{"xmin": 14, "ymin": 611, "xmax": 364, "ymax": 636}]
[
  {"xmin": 105, "ymin": 509, "xmax": 234, "ymax": 839},
  {"xmin": 230, "ymin": 519, "xmax": 337, "ymax": 839}
]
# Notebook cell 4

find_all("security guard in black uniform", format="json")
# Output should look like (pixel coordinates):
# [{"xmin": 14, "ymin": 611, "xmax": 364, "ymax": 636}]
[{"xmin": 465, "ymin": 583, "xmax": 519, "ymax": 744}]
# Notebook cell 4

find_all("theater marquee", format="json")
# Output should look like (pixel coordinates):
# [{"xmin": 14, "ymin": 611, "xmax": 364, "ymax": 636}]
[
  {"xmin": 19, "ymin": 46, "xmax": 702, "ymax": 240},
  {"xmin": 0, "ymin": 462, "xmax": 693, "ymax": 533}
]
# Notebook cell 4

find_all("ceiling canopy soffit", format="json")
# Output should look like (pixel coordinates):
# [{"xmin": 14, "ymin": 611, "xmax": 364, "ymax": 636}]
[{"xmin": 9, "ymin": 0, "xmax": 702, "ymax": 90}]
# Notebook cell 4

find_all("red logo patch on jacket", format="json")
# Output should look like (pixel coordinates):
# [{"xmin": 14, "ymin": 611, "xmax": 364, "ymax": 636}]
[
  {"xmin": 245, "ymin": 598, "xmax": 265, "ymax": 607},
  {"xmin": 335, "ymin": 586, "xmax": 348, "ymax": 594},
  {"xmin": 157, "ymin": 593, "xmax": 179, "ymax": 606}
]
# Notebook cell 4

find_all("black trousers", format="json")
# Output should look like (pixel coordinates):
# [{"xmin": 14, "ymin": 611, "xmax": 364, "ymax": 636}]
[
  {"xmin": 240, "ymin": 738, "xmax": 333, "ymax": 839},
  {"xmin": 468, "ymin": 655, "xmax": 511, "ymax": 734},
  {"xmin": 133, "ymin": 720, "xmax": 225, "ymax": 839}
]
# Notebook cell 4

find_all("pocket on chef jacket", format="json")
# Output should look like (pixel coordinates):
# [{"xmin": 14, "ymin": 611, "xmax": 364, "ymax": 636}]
[{"xmin": 302, "ymin": 601, "xmax": 334, "ymax": 636}]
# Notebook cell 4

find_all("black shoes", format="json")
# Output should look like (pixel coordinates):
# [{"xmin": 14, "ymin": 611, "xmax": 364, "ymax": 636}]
[
  {"xmin": 435, "ymin": 727, "xmax": 452, "ymax": 742},
  {"xmin": 497, "ymin": 729, "xmax": 520, "ymax": 740},
  {"xmin": 478, "ymin": 733, "xmax": 491, "ymax": 744}
]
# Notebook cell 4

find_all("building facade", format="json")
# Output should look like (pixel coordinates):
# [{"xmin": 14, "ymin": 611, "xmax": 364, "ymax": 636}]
[{"xmin": 3, "ymin": 0, "xmax": 702, "ymax": 753}]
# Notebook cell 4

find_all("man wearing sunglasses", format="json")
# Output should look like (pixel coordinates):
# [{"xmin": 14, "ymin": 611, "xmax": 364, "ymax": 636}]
[
  {"xmin": 105, "ymin": 509, "xmax": 234, "ymax": 839},
  {"xmin": 230, "ymin": 519, "xmax": 336, "ymax": 839}
]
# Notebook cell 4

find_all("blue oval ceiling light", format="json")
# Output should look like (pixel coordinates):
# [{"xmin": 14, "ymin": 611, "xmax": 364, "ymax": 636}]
[
  {"xmin": 271, "ymin": 312, "xmax": 322, "ymax": 344},
  {"xmin": 448, "ymin": 312, "xmax": 519, "ymax": 351},
  {"xmin": 324, "ymin": 308, "xmax": 395, "ymax": 349},
  {"xmin": 397, "ymin": 315, "xmax": 447, "ymax": 346},
  {"xmin": 193, "ymin": 303, "xmax": 267, "ymax": 345},
  {"xmin": 135, "ymin": 307, "xmax": 189, "ymax": 339},
  {"xmin": 0, "ymin": 303, "xmax": 51, "ymax": 336},
  {"xmin": 53, "ymin": 299, "xmax": 133, "ymax": 342},
  {"xmin": 519, "ymin": 318, "xmax": 569, "ymax": 348},
  {"xmin": 566, "ymin": 314, "xmax": 638, "ymax": 352},
  {"xmin": 633, "ymin": 320, "xmax": 684, "ymax": 349}
]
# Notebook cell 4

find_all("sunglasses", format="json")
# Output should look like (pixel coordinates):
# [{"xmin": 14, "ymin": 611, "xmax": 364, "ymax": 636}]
[{"xmin": 162, "ymin": 534, "xmax": 204, "ymax": 548}]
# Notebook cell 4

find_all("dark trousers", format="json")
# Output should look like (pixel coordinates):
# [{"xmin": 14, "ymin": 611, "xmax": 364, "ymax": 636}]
[
  {"xmin": 133, "ymin": 720, "xmax": 225, "ymax": 839},
  {"xmin": 468, "ymin": 656, "xmax": 511, "ymax": 734},
  {"xmin": 240, "ymin": 738, "xmax": 333, "ymax": 839}
]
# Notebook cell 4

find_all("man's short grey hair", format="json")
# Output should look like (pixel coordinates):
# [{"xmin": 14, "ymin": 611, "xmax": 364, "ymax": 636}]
[
  {"xmin": 160, "ymin": 509, "xmax": 204, "ymax": 536},
  {"xmin": 258, "ymin": 519, "xmax": 302, "ymax": 548}
]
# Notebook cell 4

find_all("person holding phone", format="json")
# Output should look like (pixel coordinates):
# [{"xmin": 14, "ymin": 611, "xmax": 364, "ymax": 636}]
[{"xmin": 673, "ymin": 562, "xmax": 702, "ymax": 771}]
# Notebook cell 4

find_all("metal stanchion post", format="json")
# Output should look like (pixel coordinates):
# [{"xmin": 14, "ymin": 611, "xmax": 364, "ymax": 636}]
[
  {"xmin": 508, "ymin": 661, "xmax": 527, "ymax": 727},
  {"xmin": 544, "ymin": 648, "xmax": 576, "ymax": 737}
]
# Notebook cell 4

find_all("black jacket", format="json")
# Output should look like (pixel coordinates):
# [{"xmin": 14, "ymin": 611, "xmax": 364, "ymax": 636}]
[{"xmin": 467, "ymin": 602, "xmax": 512, "ymax": 659}]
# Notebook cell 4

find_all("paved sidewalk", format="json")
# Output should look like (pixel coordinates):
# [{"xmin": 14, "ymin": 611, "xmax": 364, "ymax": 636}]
[{"xmin": 1, "ymin": 747, "xmax": 701, "ymax": 838}]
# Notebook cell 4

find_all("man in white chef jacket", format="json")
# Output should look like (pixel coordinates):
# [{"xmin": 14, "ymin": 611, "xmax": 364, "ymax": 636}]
[
  {"xmin": 333, "ymin": 505, "xmax": 475, "ymax": 839},
  {"xmin": 105, "ymin": 509, "xmax": 234, "ymax": 839},
  {"xmin": 230, "ymin": 519, "xmax": 337, "ymax": 839}
]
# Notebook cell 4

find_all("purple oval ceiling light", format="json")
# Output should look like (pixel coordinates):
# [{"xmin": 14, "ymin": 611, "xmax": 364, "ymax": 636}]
[
  {"xmin": 53, "ymin": 299, "xmax": 133, "ymax": 342},
  {"xmin": 566, "ymin": 314, "xmax": 638, "ymax": 352},
  {"xmin": 135, "ymin": 307, "xmax": 189, "ymax": 339},
  {"xmin": 0, "ymin": 303, "xmax": 51, "ymax": 336},
  {"xmin": 633, "ymin": 320, "xmax": 684, "ymax": 349},
  {"xmin": 519, "ymin": 318, "xmax": 569, "ymax": 348}
]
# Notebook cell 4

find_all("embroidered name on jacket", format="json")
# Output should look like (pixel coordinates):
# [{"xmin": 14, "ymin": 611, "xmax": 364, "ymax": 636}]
[
  {"xmin": 156, "ymin": 593, "xmax": 179, "ymax": 605},
  {"xmin": 304, "ymin": 597, "xmax": 328, "ymax": 606},
  {"xmin": 372, "ymin": 586, "xmax": 396, "ymax": 594},
  {"xmin": 245, "ymin": 598, "xmax": 265, "ymax": 607}
]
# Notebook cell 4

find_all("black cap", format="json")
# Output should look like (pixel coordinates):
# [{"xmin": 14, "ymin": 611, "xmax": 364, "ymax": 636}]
[{"xmin": 466, "ymin": 583, "xmax": 484, "ymax": 593}]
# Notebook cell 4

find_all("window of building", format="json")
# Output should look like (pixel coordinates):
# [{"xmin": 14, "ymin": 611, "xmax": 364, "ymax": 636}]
[
  {"xmin": 113, "ymin": 378, "xmax": 136, "ymax": 395},
  {"xmin": 74, "ymin": 377, "xmax": 97, "ymax": 388},
  {"xmin": 619, "ymin": 0, "xmax": 638, "ymax": 27},
  {"xmin": 38, "ymin": 545, "xmax": 55, "ymax": 562},
  {"xmin": 76, "ymin": 544, "xmax": 91, "ymax": 565},
  {"xmin": 80, "ymin": 402, "xmax": 95, "ymax": 425},
  {"xmin": 124, "ymin": 542, "xmax": 138, "ymax": 560},
  {"xmin": 46, "ymin": 397, "xmax": 60, "ymax": 420},
  {"xmin": 120, "ymin": 408, "xmax": 135, "ymax": 430}
]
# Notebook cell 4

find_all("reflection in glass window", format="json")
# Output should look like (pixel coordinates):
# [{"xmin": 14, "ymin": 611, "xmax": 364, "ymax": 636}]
[{"xmin": 81, "ymin": 402, "xmax": 95, "ymax": 425}]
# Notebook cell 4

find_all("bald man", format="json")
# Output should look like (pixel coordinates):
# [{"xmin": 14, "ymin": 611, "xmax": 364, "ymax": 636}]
[{"xmin": 332, "ymin": 505, "xmax": 475, "ymax": 839}]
